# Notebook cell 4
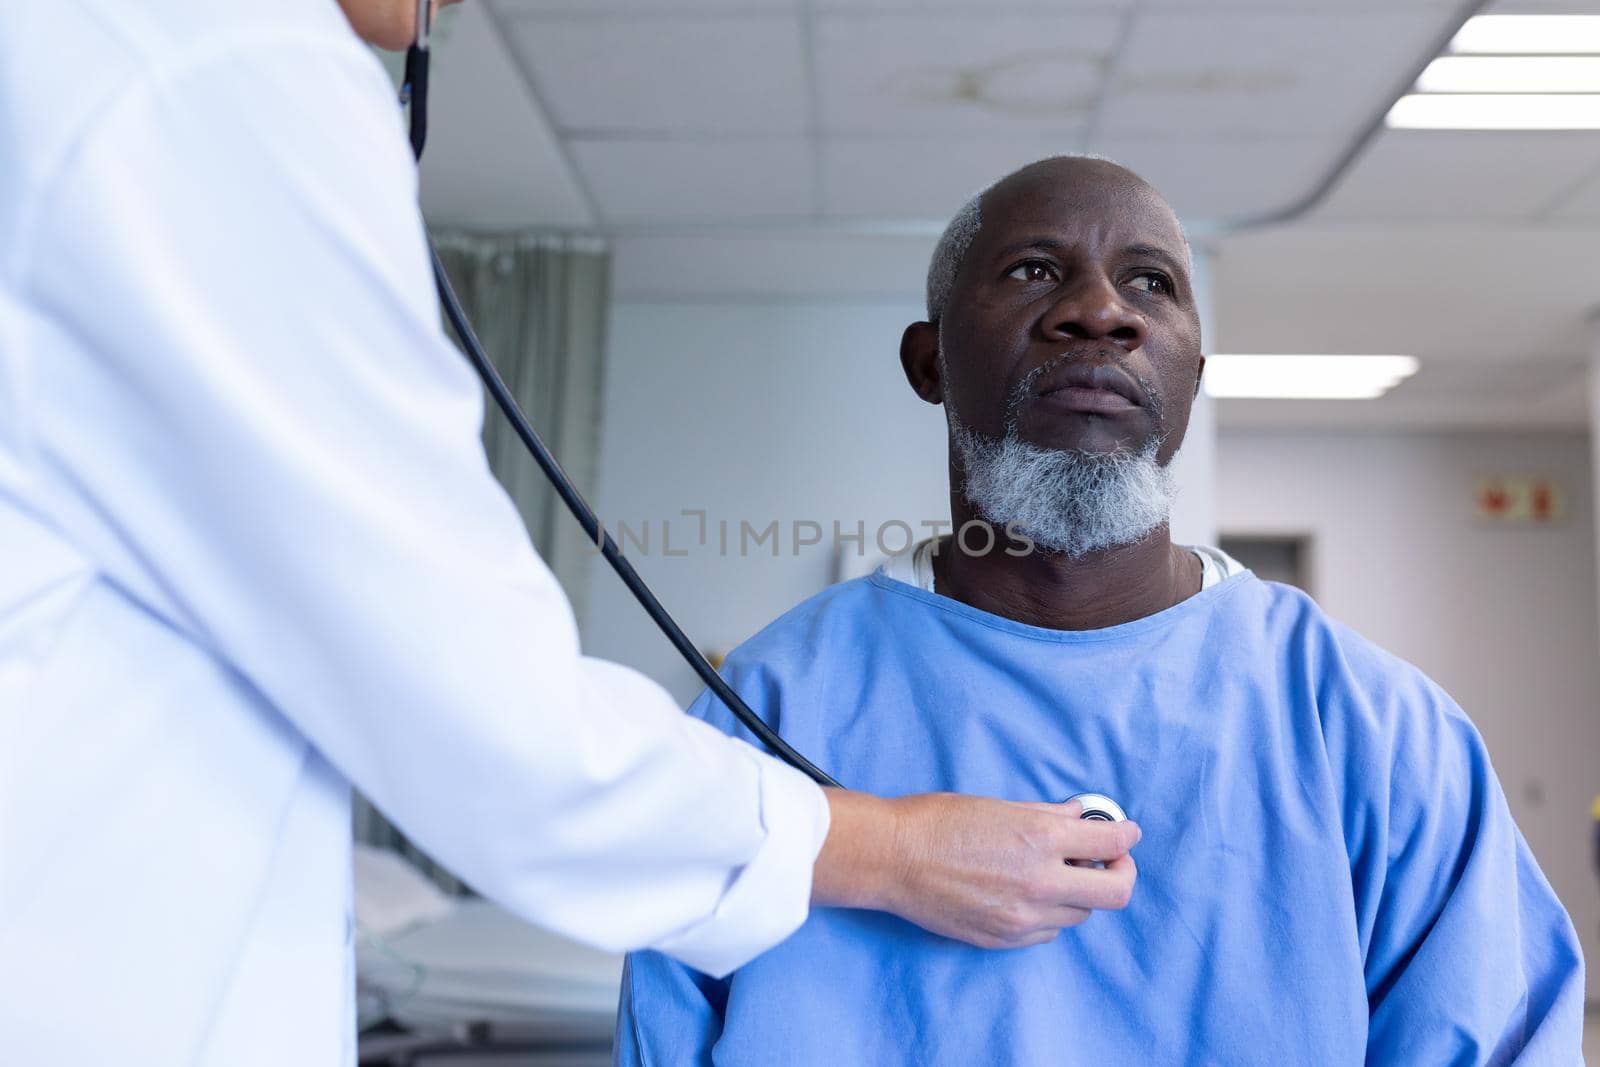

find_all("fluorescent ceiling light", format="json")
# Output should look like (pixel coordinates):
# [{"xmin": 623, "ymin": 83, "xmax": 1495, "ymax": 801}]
[
  {"xmin": 1450, "ymin": 15, "xmax": 1600, "ymax": 54},
  {"xmin": 1387, "ymin": 93, "xmax": 1600, "ymax": 129},
  {"xmin": 1417, "ymin": 55, "xmax": 1600, "ymax": 93},
  {"xmin": 1203, "ymin": 356, "xmax": 1418, "ymax": 400}
]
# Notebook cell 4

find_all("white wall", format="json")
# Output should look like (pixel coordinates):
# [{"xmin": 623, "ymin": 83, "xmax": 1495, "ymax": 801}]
[
  {"xmin": 1219, "ymin": 429, "xmax": 1600, "ymax": 996},
  {"xmin": 1167, "ymin": 247, "xmax": 1217, "ymax": 549}
]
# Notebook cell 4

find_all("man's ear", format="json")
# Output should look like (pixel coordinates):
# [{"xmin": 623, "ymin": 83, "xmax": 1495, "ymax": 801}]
[
  {"xmin": 900, "ymin": 322, "xmax": 944, "ymax": 405},
  {"xmin": 1192, "ymin": 354, "xmax": 1206, "ymax": 399}
]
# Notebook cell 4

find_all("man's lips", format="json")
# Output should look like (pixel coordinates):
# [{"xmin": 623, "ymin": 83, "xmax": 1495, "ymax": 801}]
[
  {"xmin": 1033, "ymin": 385, "xmax": 1139, "ymax": 415},
  {"xmin": 1029, "ymin": 361, "xmax": 1145, "ymax": 415}
]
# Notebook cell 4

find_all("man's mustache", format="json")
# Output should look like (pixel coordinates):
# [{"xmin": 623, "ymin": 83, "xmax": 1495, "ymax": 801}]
[{"xmin": 1007, "ymin": 353, "xmax": 1165, "ymax": 425}]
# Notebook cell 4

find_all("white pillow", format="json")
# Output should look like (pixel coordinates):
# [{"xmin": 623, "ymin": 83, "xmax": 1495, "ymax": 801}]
[{"xmin": 352, "ymin": 843, "xmax": 456, "ymax": 938}]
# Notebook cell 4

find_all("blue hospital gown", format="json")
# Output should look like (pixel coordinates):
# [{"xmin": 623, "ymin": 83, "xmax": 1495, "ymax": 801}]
[{"xmin": 617, "ymin": 569, "xmax": 1586, "ymax": 1065}]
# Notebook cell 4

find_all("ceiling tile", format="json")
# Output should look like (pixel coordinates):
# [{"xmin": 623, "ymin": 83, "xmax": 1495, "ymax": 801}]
[
  {"xmin": 419, "ymin": 3, "xmax": 592, "ymax": 227},
  {"xmin": 813, "ymin": 0, "xmax": 1128, "ymax": 8},
  {"xmin": 506, "ymin": 15, "xmax": 808, "ymax": 134},
  {"xmin": 495, "ymin": 0, "xmax": 793, "ymax": 12},
  {"xmin": 1098, "ymin": 10, "xmax": 1446, "ymax": 139},
  {"xmin": 1543, "ymin": 164, "xmax": 1600, "ymax": 222},
  {"xmin": 813, "ymin": 12, "xmax": 1124, "ymax": 135},
  {"xmin": 1145, "ymin": 0, "xmax": 1455, "ymax": 7},
  {"xmin": 1094, "ymin": 137, "xmax": 1335, "ymax": 224},
  {"xmin": 1485, "ymin": 0, "xmax": 1599, "ymax": 12},
  {"xmin": 1393, "ymin": 358, "xmax": 1585, "ymax": 395},
  {"xmin": 820, "ymin": 136, "xmax": 1337, "ymax": 233},
  {"xmin": 1214, "ymin": 226, "xmax": 1600, "ymax": 364},
  {"xmin": 570, "ymin": 139, "xmax": 814, "ymax": 222},
  {"xmin": 820, "ymin": 137, "xmax": 1084, "ymax": 218},
  {"xmin": 1318, "ymin": 131, "xmax": 1600, "ymax": 221}
]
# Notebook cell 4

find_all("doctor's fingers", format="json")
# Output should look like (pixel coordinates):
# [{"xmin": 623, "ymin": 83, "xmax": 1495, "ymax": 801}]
[
  {"xmin": 1050, "ymin": 853, "xmax": 1139, "ymax": 912},
  {"xmin": 1018, "ymin": 802, "xmax": 1142, "ymax": 861},
  {"xmin": 1056, "ymin": 818, "xmax": 1142, "ymax": 863}
]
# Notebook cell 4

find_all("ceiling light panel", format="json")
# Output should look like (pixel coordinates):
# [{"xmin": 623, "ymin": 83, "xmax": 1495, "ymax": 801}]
[
  {"xmin": 1417, "ymin": 55, "xmax": 1600, "ymax": 93},
  {"xmin": 1387, "ymin": 93, "xmax": 1600, "ymax": 129},
  {"xmin": 1449, "ymin": 15, "xmax": 1600, "ymax": 55},
  {"xmin": 1204, "ymin": 355, "xmax": 1419, "ymax": 400}
]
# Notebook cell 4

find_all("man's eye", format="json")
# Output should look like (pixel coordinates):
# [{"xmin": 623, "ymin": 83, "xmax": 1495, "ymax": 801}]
[
  {"xmin": 1006, "ymin": 261, "xmax": 1057, "ymax": 283},
  {"xmin": 1128, "ymin": 271, "xmax": 1172, "ymax": 295}
]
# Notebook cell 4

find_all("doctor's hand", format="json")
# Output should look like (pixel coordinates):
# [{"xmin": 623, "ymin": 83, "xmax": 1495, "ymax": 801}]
[{"xmin": 811, "ymin": 790, "xmax": 1140, "ymax": 949}]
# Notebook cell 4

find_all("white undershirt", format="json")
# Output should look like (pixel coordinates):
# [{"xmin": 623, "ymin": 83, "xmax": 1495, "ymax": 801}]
[{"xmin": 880, "ymin": 537, "xmax": 1246, "ymax": 595}]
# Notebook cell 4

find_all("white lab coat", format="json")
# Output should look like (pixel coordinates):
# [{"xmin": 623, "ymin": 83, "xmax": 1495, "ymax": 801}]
[{"xmin": 0, "ymin": 2, "xmax": 829, "ymax": 1062}]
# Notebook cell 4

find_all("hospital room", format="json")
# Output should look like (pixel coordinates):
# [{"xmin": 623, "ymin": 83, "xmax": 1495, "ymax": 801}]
[
  {"xmin": 8, "ymin": 0, "xmax": 1600, "ymax": 1063},
  {"xmin": 330, "ymin": 0, "xmax": 1600, "ymax": 1062}
]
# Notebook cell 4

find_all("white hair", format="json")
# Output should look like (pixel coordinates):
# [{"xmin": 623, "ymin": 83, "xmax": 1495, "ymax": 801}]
[
  {"xmin": 949, "ymin": 414, "xmax": 1177, "ymax": 558},
  {"xmin": 924, "ymin": 154, "xmax": 1192, "ymax": 322},
  {"xmin": 941, "ymin": 342, "xmax": 1176, "ymax": 556},
  {"xmin": 926, "ymin": 192, "xmax": 984, "ymax": 323}
]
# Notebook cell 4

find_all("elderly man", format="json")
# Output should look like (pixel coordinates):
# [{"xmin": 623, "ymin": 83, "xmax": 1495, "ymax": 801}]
[{"xmin": 614, "ymin": 157, "xmax": 1585, "ymax": 1065}]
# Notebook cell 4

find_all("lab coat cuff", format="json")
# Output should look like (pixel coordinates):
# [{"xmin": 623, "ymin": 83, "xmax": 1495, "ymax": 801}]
[{"xmin": 649, "ymin": 756, "xmax": 831, "ymax": 978}]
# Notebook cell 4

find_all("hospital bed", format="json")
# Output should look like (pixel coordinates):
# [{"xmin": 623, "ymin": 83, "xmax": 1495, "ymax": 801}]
[{"xmin": 354, "ymin": 845, "xmax": 622, "ymax": 1065}]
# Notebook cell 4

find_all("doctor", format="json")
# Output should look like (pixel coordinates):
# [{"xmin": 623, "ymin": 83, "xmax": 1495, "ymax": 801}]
[{"xmin": 0, "ymin": 0, "xmax": 1141, "ymax": 1062}]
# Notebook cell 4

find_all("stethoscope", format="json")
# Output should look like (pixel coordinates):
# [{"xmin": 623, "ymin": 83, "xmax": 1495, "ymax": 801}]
[
  {"xmin": 398, "ymin": 3, "xmax": 835, "ymax": 788},
  {"xmin": 396, "ymin": 4, "xmax": 1126, "ymax": 825}
]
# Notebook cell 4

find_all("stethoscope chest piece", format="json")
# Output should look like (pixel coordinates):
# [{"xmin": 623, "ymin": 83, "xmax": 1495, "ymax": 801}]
[
  {"xmin": 1065, "ymin": 791, "xmax": 1127, "ymax": 823},
  {"xmin": 1063, "ymin": 792, "xmax": 1127, "ymax": 868}
]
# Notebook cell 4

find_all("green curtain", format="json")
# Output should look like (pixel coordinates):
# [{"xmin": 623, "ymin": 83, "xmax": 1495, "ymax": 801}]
[
  {"xmin": 354, "ymin": 232, "xmax": 612, "ymax": 893},
  {"xmin": 436, "ymin": 232, "xmax": 611, "ymax": 617}
]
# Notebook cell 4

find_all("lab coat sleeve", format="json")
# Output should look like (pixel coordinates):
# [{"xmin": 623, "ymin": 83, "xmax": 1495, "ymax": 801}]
[
  {"xmin": 18, "ymin": 34, "xmax": 828, "ymax": 977},
  {"xmin": 1353, "ymin": 677, "xmax": 1585, "ymax": 1063}
]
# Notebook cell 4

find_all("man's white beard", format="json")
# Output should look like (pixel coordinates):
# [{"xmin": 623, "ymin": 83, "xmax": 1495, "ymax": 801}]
[{"xmin": 949, "ymin": 413, "xmax": 1177, "ymax": 558}]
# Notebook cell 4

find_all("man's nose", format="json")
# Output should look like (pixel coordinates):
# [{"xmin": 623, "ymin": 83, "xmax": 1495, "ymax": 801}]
[{"xmin": 1042, "ymin": 276, "xmax": 1147, "ymax": 350}]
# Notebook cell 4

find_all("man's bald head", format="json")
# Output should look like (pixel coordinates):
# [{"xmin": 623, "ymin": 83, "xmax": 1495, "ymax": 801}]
[
  {"xmin": 902, "ymin": 151, "xmax": 1203, "ymax": 464},
  {"xmin": 900, "ymin": 154, "xmax": 1204, "ymax": 558},
  {"xmin": 926, "ymin": 156, "xmax": 1190, "ymax": 322}
]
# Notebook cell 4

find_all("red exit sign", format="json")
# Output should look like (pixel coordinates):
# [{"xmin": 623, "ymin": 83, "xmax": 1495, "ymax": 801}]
[{"xmin": 1474, "ymin": 477, "xmax": 1568, "ymax": 525}]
